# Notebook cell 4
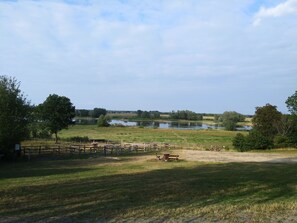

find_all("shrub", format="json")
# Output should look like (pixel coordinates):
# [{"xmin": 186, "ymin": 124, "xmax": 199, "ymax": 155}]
[
  {"xmin": 233, "ymin": 133, "xmax": 249, "ymax": 152},
  {"xmin": 246, "ymin": 130, "xmax": 274, "ymax": 150},
  {"xmin": 66, "ymin": 136, "xmax": 89, "ymax": 143},
  {"xmin": 274, "ymin": 135, "xmax": 291, "ymax": 148},
  {"xmin": 233, "ymin": 131, "xmax": 274, "ymax": 151},
  {"xmin": 97, "ymin": 115, "xmax": 111, "ymax": 127}
]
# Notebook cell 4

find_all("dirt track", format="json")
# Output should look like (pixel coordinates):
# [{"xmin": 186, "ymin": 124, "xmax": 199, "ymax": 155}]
[{"xmin": 179, "ymin": 150, "xmax": 297, "ymax": 163}]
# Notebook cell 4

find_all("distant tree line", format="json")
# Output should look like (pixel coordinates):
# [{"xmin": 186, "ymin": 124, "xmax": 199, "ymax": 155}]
[
  {"xmin": 76, "ymin": 108, "xmax": 107, "ymax": 118},
  {"xmin": 136, "ymin": 110, "xmax": 161, "ymax": 119},
  {"xmin": 170, "ymin": 110, "xmax": 202, "ymax": 121},
  {"xmin": 233, "ymin": 92, "xmax": 297, "ymax": 151}
]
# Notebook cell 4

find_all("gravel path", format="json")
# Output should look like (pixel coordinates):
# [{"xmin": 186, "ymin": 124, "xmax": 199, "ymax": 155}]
[{"xmin": 180, "ymin": 150, "xmax": 297, "ymax": 163}]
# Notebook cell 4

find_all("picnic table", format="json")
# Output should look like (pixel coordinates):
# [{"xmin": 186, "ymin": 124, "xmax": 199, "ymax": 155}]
[{"xmin": 157, "ymin": 153, "xmax": 179, "ymax": 161}]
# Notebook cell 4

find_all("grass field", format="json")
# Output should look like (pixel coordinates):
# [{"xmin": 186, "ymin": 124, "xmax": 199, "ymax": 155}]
[
  {"xmin": 58, "ymin": 125, "xmax": 242, "ymax": 149},
  {"xmin": 0, "ymin": 154, "xmax": 296, "ymax": 222}
]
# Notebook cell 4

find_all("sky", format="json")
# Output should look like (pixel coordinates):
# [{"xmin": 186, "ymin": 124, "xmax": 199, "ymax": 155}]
[{"xmin": 1, "ymin": 0, "xmax": 297, "ymax": 114}]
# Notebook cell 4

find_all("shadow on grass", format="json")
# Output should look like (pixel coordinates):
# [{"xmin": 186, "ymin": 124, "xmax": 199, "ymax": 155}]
[
  {"xmin": 0, "ymin": 161, "xmax": 297, "ymax": 222},
  {"xmin": 0, "ymin": 151, "xmax": 156, "ymax": 180}
]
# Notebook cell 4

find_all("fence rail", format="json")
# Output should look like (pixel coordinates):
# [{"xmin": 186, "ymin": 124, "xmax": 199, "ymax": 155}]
[{"xmin": 21, "ymin": 142, "xmax": 174, "ymax": 159}]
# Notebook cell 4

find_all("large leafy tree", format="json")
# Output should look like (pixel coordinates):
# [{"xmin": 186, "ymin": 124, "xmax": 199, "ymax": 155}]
[
  {"xmin": 252, "ymin": 104, "xmax": 282, "ymax": 140},
  {"xmin": 286, "ymin": 91, "xmax": 297, "ymax": 115},
  {"xmin": 284, "ymin": 91, "xmax": 297, "ymax": 145},
  {"xmin": 0, "ymin": 76, "xmax": 30, "ymax": 157},
  {"xmin": 233, "ymin": 104, "xmax": 281, "ymax": 151},
  {"xmin": 38, "ymin": 94, "xmax": 75, "ymax": 143}
]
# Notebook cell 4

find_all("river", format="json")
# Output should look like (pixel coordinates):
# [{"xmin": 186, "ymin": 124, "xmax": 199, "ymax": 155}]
[{"xmin": 74, "ymin": 118, "xmax": 251, "ymax": 131}]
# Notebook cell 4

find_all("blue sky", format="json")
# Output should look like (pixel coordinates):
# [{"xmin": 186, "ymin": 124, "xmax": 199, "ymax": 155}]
[{"xmin": 1, "ymin": 0, "xmax": 297, "ymax": 114}]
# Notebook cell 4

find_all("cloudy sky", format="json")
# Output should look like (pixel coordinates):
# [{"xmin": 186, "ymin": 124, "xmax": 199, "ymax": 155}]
[{"xmin": 1, "ymin": 0, "xmax": 297, "ymax": 114}]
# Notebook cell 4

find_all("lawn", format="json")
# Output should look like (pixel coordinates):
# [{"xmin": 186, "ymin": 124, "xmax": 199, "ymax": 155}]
[
  {"xmin": 0, "ymin": 154, "xmax": 296, "ymax": 222},
  {"xmin": 58, "ymin": 125, "xmax": 241, "ymax": 149}
]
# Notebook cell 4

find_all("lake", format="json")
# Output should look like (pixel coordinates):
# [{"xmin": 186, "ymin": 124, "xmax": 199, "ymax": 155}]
[{"xmin": 74, "ymin": 118, "xmax": 251, "ymax": 131}]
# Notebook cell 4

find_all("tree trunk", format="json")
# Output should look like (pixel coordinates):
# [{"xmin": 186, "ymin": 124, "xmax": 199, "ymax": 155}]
[{"xmin": 55, "ymin": 132, "xmax": 58, "ymax": 143}]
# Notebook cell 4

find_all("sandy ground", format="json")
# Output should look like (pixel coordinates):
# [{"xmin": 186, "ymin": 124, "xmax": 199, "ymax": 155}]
[{"xmin": 177, "ymin": 150, "xmax": 297, "ymax": 163}]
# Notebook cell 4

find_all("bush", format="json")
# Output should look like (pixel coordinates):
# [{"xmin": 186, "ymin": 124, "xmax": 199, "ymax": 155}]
[
  {"xmin": 246, "ymin": 130, "xmax": 274, "ymax": 150},
  {"xmin": 97, "ymin": 115, "xmax": 111, "ymax": 127},
  {"xmin": 274, "ymin": 134, "xmax": 297, "ymax": 148},
  {"xmin": 66, "ymin": 136, "xmax": 89, "ymax": 143},
  {"xmin": 233, "ymin": 130, "xmax": 274, "ymax": 151},
  {"xmin": 233, "ymin": 133, "xmax": 249, "ymax": 152},
  {"xmin": 274, "ymin": 135, "xmax": 291, "ymax": 148}
]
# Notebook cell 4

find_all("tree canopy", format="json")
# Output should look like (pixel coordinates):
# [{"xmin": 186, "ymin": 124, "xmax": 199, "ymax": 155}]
[
  {"xmin": 0, "ymin": 76, "xmax": 30, "ymax": 157},
  {"xmin": 38, "ymin": 94, "xmax": 75, "ymax": 143},
  {"xmin": 286, "ymin": 91, "xmax": 297, "ymax": 115},
  {"xmin": 233, "ymin": 104, "xmax": 283, "ymax": 151},
  {"xmin": 221, "ymin": 111, "xmax": 245, "ymax": 131},
  {"xmin": 252, "ymin": 104, "xmax": 282, "ymax": 140}
]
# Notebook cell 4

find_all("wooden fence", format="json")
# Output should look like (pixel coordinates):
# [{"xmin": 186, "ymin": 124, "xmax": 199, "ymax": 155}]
[{"xmin": 21, "ymin": 142, "xmax": 173, "ymax": 159}]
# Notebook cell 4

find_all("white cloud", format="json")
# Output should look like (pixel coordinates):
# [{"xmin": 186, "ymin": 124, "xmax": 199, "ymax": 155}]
[
  {"xmin": 0, "ymin": 0, "xmax": 296, "ymax": 113},
  {"xmin": 253, "ymin": 0, "xmax": 297, "ymax": 25}
]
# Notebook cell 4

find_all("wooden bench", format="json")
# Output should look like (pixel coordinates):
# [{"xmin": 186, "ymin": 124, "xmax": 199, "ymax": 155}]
[{"xmin": 168, "ymin": 154, "xmax": 179, "ymax": 161}]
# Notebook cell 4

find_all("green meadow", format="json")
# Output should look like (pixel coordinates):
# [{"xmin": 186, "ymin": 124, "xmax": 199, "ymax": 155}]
[{"xmin": 58, "ymin": 125, "xmax": 242, "ymax": 149}]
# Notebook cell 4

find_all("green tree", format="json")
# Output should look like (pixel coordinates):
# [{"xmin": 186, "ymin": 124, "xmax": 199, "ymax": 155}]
[
  {"xmin": 28, "ymin": 105, "xmax": 51, "ymax": 139},
  {"xmin": 286, "ymin": 91, "xmax": 297, "ymax": 115},
  {"xmin": 284, "ymin": 91, "xmax": 297, "ymax": 147},
  {"xmin": 0, "ymin": 76, "xmax": 30, "ymax": 158},
  {"xmin": 276, "ymin": 114, "xmax": 296, "ymax": 137},
  {"xmin": 97, "ymin": 115, "xmax": 111, "ymax": 127},
  {"xmin": 252, "ymin": 104, "xmax": 282, "ymax": 140},
  {"xmin": 221, "ymin": 111, "xmax": 245, "ymax": 131},
  {"xmin": 38, "ymin": 94, "xmax": 75, "ymax": 143},
  {"xmin": 233, "ymin": 104, "xmax": 281, "ymax": 151}
]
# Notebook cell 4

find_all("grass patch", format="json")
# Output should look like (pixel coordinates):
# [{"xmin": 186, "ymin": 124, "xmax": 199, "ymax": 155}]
[
  {"xmin": 58, "ymin": 126, "xmax": 242, "ymax": 149},
  {"xmin": 0, "ymin": 155, "xmax": 296, "ymax": 222}
]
